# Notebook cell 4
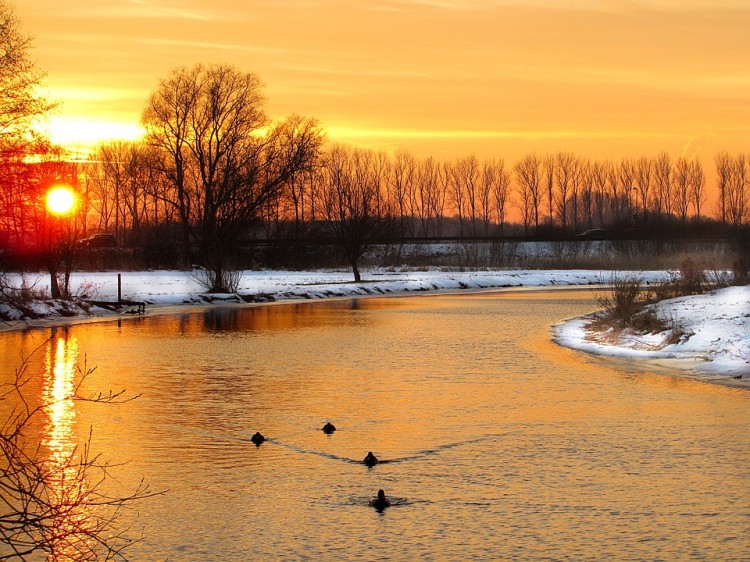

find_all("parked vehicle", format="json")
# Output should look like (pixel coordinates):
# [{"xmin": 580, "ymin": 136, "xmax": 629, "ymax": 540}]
[
  {"xmin": 78, "ymin": 233, "xmax": 117, "ymax": 248},
  {"xmin": 574, "ymin": 228, "xmax": 607, "ymax": 240}
]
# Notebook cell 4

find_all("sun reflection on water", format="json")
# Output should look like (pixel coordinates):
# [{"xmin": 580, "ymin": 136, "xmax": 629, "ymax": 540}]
[
  {"xmin": 42, "ymin": 330, "xmax": 79, "ymax": 467},
  {"xmin": 40, "ymin": 329, "xmax": 97, "ymax": 557}
]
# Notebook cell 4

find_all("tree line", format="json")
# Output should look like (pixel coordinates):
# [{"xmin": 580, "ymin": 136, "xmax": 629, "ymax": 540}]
[{"xmin": 1, "ymin": 29, "xmax": 749, "ymax": 288}]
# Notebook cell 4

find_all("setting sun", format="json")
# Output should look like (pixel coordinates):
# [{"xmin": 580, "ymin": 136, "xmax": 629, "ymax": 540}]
[{"xmin": 46, "ymin": 186, "xmax": 76, "ymax": 216}]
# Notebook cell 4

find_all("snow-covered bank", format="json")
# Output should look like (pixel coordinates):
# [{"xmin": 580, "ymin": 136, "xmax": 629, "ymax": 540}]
[
  {"xmin": 3, "ymin": 268, "xmax": 663, "ymax": 312},
  {"xmin": 2, "ymin": 268, "xmax": 748, "ymax": 387},
  {"xmin": 554, "ymin": 285, "xmax": 750, "ymax": 386}
]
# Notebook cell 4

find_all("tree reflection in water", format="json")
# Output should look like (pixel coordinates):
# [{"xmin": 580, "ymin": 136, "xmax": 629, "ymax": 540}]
[{"xmin": 0, "ymin": 329, "xmax": 157, "ymax": 560}]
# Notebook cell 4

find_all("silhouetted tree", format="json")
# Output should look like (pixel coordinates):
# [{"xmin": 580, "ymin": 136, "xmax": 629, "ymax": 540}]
[
  {"xmin": 318, "ymin": 146, "xmax": 386, "ymax": 282},
  {"xmin": 634, "ymin": 156, "xmax": 652, "ymax": 218},
  {"xmin": 514, "ymin": 154, "xmax": 542, "ymax": 234},
  {"xmin": 554, "ymin": 152, "xmax": 575, "ymax": 230},
  {"xmin": 674, "ymin": 157, "xmax": 691, "ymax": 223},
  {"xmin": 143, "ymin": 64, "xmax": 322, "ymax": 291},
  {"xmin": 1, "ymin": 342, "xmax": 156, "ymax": 559},
  {"xmin": 543, "ymin": 155, "xmax": 555, "ymax": 226},
  {"xmin": 484, "ymin": 159, "xmax": 511, "ymax": 235},
  {"xmin": 715, "ymin": 151, "xmax": 732, "ymax": 224},
  {"xmin": 654, "ymin": 152, "xmax": 672, "ymax": 218},
  {"xmin": 0, "ymin": 0, "xmax": 54, "ymax": 159},
  {"xmin": 689, "ymin": 159, "xmax": 706, "ymax": 221},
  {"xmin": 726, "ymin": 154, "xmax": 747, "ymax": 226}
]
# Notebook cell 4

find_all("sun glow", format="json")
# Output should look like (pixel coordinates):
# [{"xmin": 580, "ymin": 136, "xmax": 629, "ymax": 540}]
[
  {"xmin": 46, "ymin": 186, "xmax": 76, "ymax": 216},
  {"xmin": 46, "ymin": 116, "xmax": 145, "ymax": 148}
]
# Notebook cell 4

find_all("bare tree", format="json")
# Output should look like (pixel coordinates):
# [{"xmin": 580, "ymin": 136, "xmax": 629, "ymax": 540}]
[
  {"xmin": 543, "ymin": 155, "xmax": 555, "ymax": 226},
  {"xmin": 606, "ymin": 162, "xmax": 624, "ymax": 224},
  {"xmin": 94, "ymin": 142, "xmax": 155, "ymax": 246},
  {"xmin": 483, "ymin": 159, "xmax": 511, "ymax": 235},
  {"xmin": 477, "ymin": 159, "xmax": 493, "ymax": 236},
  {"xmin": 618, "ymin": 159, "xmax": 637, "ymax": 222},
  {"xmin": 726, "ymin": 154, "xmax": 747, "ymax": 226},
  {"xmin": 570, "ymin": 157, "xmax": 584, "ymax": 231},
  {"xmin": 653, "ymin": 152, "xmax": 672, "ymax": 218},
  {"xmin": 1, "ymin": 342, "xmax": 157, "ymax": 559},
  {"xmin": 514, "ymin": 154, "xmax": 542, "ymax": 234},
  {"xmin": 578, "ymin": 159, "xmax": 594, "ymax": 229},
  {"xmin": 591, "ymin": 161, "xmax": 609, "ymax": 227},
  {"xmin": 143, "ymin": 64, "xmax": 322, "ymax": 291},
  {"xmin": 688, "ymin": 158, "xmax": 706, "ymax": 221},
  {"xmin": 634, "ymin": 156, "xmax": 652, "ymax": 218},
  {"xmin": 390, "ymin": 150, "xmax": 413, "ymax": 237},
  {"xmin": 371, "ymin": 151, "xmax": 392, "ymax": 221},
  {"xmin": 554, "ymin": 152, "xmax": 575, "ymax": 230},
  {"xmin": 416, "ymin": 157, "xmax": 439, "ymax": 236},
  {"xmin": 433, "ymin": 162, "xmax": 450, "ymax": 237},
  {"xmin": 673, "ymin": 157, "xmax": 691, "ymax": 223},
  {"xmin": 715, "ymin": 151, "xmax": 732, "ymax": 224},
  {"xmin": 318, "ymin": 146, "xmax": 384, "ymax": 282},
  {"xmin": 453, "ymin": 156, "xmax": 480, "ymax": 236},
  {"xmin": 0, "ymin": 0, "xmax": 55, "ymax": 158}
]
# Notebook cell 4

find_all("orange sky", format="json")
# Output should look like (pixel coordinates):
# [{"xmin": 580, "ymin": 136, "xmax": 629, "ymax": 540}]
[{"xmin": 19, "ymin": 0, "xmax": 750, "ymax": 164}]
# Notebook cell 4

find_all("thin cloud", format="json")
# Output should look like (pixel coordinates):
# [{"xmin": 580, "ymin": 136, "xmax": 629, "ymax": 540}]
[
  {"xmin": 282, "ymin": 64, "xmax": 435, "ymax": 80},
  {"xmin": 135, "ymin": 37, "xmax": 287, "ymax": 55},
  {"xmin": 326, "ymin": 126, "xmax": 670, "ymax": 140},
  {"xmin": 78, "ymin": 0, "xmax": 231, "ymax": 22},
  {"xmin": 383, "ymin": 0, "xmax": 750, "ymax": 13}
]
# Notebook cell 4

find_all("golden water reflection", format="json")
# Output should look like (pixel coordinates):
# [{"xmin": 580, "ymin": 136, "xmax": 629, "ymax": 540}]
[
  {"xmin": 40, "ymin": 328, "xmax": 96, "ymax": 557},
  {"xmin": 42, "ymin": 329, "xmax": 79, "ymax": 468},
  {"xmin": 1, "ymin": 291, "xmax": 748, "ymax": 560}
]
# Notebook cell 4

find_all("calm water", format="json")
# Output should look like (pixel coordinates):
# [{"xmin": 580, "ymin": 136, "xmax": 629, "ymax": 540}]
[{"xmin": 2, "ymin": 290, "xmax": 749, "ymax": 560}]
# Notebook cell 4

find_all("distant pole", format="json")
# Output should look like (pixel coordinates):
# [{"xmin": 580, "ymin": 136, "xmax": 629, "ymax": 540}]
[{"xmin": 117, "ymin": 273, "xmax": 122, "ymax": 304}]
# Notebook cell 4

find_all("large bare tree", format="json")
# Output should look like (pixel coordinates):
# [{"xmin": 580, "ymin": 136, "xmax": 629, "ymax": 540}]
[
  {"xmin": 0, "ymin": 0, "xmax": 54, "ymax": 158},
  {"xmin": 142, "ymin": 64, "xmax": 322, "ymax": 291}
]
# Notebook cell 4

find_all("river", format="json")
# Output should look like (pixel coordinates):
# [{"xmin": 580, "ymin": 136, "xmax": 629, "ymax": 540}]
[{"xmin": 2, "ymin": 290, "xmax": 749, "ymax": 560}]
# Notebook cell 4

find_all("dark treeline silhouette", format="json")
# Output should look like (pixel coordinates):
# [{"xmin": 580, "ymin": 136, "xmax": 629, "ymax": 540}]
[{"xmin": 1, "ymin": 63, "xmax": 748, "ymax": 281}]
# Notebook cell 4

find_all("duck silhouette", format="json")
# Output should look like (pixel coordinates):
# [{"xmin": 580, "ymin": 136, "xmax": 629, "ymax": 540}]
[
  {"xmin": 363, "ymin": 451, "xmax": 379, "ymax": 466},
  {"xmin": 251, "ymin": 432, "xmax": 265, "ymax": 445},
  {"xmin": 369, "ymin": 489, "xmax": 391, "ymax": 510},
  {"xmin": 322, "ymin": 422, "xmax": 336, "ymax": 434}
]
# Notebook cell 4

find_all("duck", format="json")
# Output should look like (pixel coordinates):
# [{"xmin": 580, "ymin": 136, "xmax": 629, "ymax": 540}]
[
  {"xmin": 363, "ymin": 451, "xmax": 379, "ymax": 466},
  {"xmin": 369, "ymin": 489, "xmax": 391, "ymax": 510},
  {"xmin": 322, "ymin": 422, "xmax": 336, "ymax": 434},
  {"xmin": 251, "ymin": 431, "xmax": 265, "ymax": 445}
]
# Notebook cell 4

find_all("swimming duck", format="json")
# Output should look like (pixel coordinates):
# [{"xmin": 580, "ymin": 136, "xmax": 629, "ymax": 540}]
[
  {"xmin": 369, "ymin": 489, "xmax": 391, "ymax": 510},
  {"xmin": 322, "ymin": 422, "xmax": 336, "ymax": 434},
  {"xmin": 251, "ymin": 431, "xmax": 265, "ymax": 445},
  {"xmin": 363, "ymin": 451, "xmax": 379, "ymax": 466}
]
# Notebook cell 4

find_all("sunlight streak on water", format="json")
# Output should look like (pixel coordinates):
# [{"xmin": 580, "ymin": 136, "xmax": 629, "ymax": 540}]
[
  {"xmin": 43, "ymin": 332, "xmax": 79, "ymax": 467},
  {"xmin": 38, "ymin": 330, "xmax": 102, "ymax": 558}
]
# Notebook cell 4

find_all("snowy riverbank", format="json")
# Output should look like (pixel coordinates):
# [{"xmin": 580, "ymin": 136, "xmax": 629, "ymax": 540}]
[
  {"xmin": 1, "ymin": 269, "xmax": 748, "ymax": 385},
  {"xmin": 554, "ymin": 284, "xmax": 750, "ymax": 385}
]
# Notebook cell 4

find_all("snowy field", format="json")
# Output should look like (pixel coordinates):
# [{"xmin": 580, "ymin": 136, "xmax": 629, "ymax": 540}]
[{"xmin": 2, "ymin": 268, "xmax": 748, "ymax": 386}]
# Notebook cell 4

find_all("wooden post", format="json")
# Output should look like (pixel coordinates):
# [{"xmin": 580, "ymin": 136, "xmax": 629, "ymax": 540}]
[{"xmin": 117, "ymin": 273, "xmax": 122, "ymax": 304}]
